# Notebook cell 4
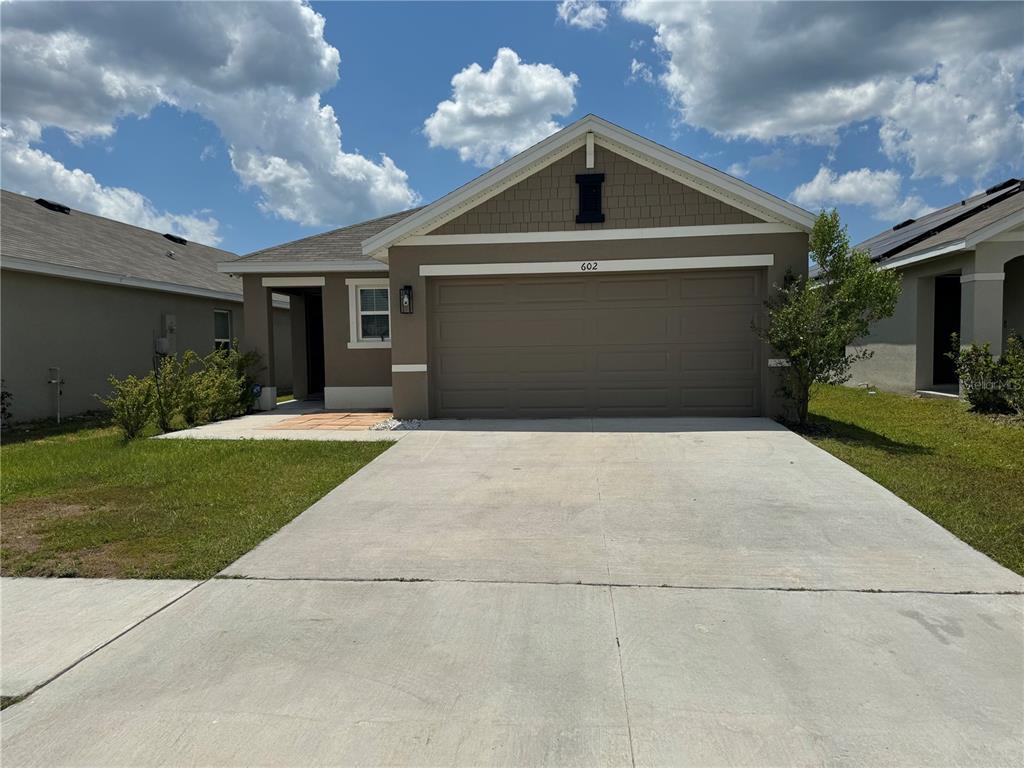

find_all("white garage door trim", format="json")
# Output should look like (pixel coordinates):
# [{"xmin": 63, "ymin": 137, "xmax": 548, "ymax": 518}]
[{"xmin": 420, "ymin": 253, "xmax": 773, "ymax": 277}]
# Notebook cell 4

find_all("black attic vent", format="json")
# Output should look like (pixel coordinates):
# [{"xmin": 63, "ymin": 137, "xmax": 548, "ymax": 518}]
[
  {"xmin": 163, "ymin": 233, "xmax": 188, "ymax": 246},
  {"xmin": 35, "ymin": 198, "xmax": 70, "ymax": 215},
  {"xmin": 892, "ymin": 218, "xmax": 915, "ymax": 231},
  {"xmin": 984, "ymin": 178, "xmax": 1020, "ymax": 195},
  {"xmin": 575, "ymin": 173, "xmax": 605, "ymax": 224}
]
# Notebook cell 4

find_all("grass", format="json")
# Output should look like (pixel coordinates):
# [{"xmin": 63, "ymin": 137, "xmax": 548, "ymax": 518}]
[
  {"xmin": 806, "ymin": 384, "xmax": 1024, "ymax": 575},
  {"xmin": 1, "ymin": 419, "xmax": 391, "ymax": 579}
]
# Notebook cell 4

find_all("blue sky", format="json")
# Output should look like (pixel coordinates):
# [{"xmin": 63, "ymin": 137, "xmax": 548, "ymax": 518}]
[{"xmin": 2, "ymin": 1, "xmax": 1022, "ymax": 255}]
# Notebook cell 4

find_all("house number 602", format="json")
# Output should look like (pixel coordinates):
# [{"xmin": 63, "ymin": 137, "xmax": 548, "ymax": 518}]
[{"xmin": 580, "ymin": 261, "xmax": 599, "ymax": 271}]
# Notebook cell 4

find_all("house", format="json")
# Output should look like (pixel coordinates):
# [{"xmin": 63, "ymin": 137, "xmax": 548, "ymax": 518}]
[
  {"xmin": 0, "ymin": 190, "xmax": 292, "ymax": 422},
  {"xmin": 847, "ymin": 180, "xmax": 1023, "ymax": 394},
  {"xmin": 220, "ymin": 115, "xmax": 815, "ymax": 419}
]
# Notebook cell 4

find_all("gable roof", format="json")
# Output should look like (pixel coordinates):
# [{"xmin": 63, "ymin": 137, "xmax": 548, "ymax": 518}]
[
  {"xmin": 219, "ymin": 207, "xmax": 422, "ymax": 274},
  {"xmin": 856, "ymin": 179, "xmax": 1024, "ymax": 266},
  {"xmin": 1, "ymin": 189, "xmax": 243, "ymax": 300},
  {"xmin": 362, "ymin": 114, "xmax": 817, "ymax": 258}
]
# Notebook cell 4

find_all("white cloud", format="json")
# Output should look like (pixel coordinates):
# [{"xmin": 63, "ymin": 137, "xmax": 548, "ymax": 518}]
[
  {"xmin": 792, "ymin": 167, "xmax": 933, "ymax": 222},
  {"xmin": 1, "ymin": 127, "xmax": 221, "ymax": 244},
  {"xmin": 621, "ymin": 1, "xmax": 1024, "ymax": 184},
  {"xmin": 629, "ymin": 59, "xmax": 654, "ymax": 84},
  {"xmin": 423, "ymin": 48, "xmax": 579, "ymax": 167},
  {"xmin": 726, "ymin": 148, "xmax": 788, "ymax": 179},
  {"xmin": 557, "ymin": 0, "xmax": 608, "ymax": 31},
  {"xmin": 0, "ymin": 0, "xmax": 419, "ymax": 232}
]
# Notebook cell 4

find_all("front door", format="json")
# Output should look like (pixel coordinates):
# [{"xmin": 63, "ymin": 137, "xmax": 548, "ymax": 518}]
[{"xmin": 932, "ymin": 275, "xmax": 961, "ymax": 386}]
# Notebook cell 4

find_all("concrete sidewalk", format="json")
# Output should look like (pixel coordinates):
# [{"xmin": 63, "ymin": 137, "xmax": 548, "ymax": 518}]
[
  {"xmin": 2, "ymin": 579, "xmax": 1020, "ymax": 767},
  {"xmin": 1, "ymin": 578, "xmax": 197, "ymax": 699}
]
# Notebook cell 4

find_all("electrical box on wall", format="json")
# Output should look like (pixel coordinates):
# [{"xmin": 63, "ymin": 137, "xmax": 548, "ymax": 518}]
[{"xmin": 155, "ymin": 313, "xmax": 177, "ymax": 355}]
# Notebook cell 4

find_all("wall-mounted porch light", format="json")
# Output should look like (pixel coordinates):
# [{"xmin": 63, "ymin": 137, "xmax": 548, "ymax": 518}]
[{"xmin": 399, "ymin": 285, "xmax": 414, "ymax": 314}]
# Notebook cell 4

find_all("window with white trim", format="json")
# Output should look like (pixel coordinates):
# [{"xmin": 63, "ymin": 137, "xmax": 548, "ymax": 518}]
[
  {"xmin": 347, "ymin": 279, "xmax": 391, "ymax": 348},
  {"xmin": 213, "ymin": 309, "xmax": 232, "ymax": 351}
]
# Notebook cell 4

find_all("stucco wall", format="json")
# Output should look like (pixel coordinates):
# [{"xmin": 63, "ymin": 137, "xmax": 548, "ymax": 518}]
[
  {"xmin": 431, "ymin": 145, "xmax": 762, "ymax": 235},
  {"xmin": 1, "ymin": 269, "xmax": 291, "ymax": 422},
  {"xmin": 388, "ymin": 232, "xmax": 809, "ymax": 419},
  {"xmin": 846, "ymin": 252, "xmax": 973, "ymax": 393}
]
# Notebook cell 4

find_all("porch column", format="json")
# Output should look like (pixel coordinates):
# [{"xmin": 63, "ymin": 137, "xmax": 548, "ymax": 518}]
[
  {"xmin": 289, "ymin": 293, "xmax": 308, "ymax": 401},
  {"xmin": 242, "ymin": 275, "xmax": 276, "ymax": 410},
  {"xmin": 961, "ymin": 247, "xmax": 1008, "ymax": 356}
]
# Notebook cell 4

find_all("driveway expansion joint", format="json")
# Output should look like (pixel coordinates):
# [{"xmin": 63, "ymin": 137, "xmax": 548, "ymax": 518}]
[{"xmin": 211, "ymin": 574, "xmax": 1023, "ymax": 596}]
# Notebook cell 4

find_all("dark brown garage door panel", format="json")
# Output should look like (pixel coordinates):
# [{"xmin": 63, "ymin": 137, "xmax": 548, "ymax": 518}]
[{"xmin": 429, "ymin": 271, "xmax": 763, "ymax": 417}]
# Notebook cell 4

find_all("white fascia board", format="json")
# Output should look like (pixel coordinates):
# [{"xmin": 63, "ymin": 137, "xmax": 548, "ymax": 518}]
[
  {"xmin": 880, "ymin": 241, "xmax": 966, "ymax": 270},
  {"xmin": 361, "ymin": 115, "xmax": 816, "ymax": 256},
  {"xmin": 965, "ymin": 206, "xmax": 1024, "ymax": 247},
  {"xmin": 420, "ymin": 253, "xmax": 773, "ymax": 277},
  {"xmin": 403, "ymin": 222, "xmax": 798, "ymax": 247},
  {"xmin": 219, "ymin": 260, "xmax": 388, "ymax": 275},
  {"xmin": 3, "ymin": 255, "xmax": 243, "ymax": 303}
]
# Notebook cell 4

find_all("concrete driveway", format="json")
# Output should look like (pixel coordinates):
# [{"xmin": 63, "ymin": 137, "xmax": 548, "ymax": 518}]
[{"xmin": 2, "ymin": 419, "xmax": 1022, "ymax": 766}]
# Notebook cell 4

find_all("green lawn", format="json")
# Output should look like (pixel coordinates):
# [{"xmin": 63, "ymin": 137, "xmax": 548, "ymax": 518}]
[
  {"xmin": 807, "ymin": 384, "xmax": 1024, "ymax": 575},
  {"xmin": 1, "ymin": 421, "xmax": 390, "ymax": 579}
]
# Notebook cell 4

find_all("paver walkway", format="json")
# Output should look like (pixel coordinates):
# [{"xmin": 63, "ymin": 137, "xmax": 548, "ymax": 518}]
[{"xmin": 264, "ymin": 411, "xmax": 391, "ymax": 430}]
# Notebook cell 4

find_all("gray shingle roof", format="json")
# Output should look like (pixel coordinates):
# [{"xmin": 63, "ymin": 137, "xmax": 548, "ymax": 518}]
[
  {"xmin": 1, "ymin": 189, "xmax": 242, "ymax": 295},
  {"xmin": 856, "ymin": 179, "xmax": 1022, "ymax": 263},
  {"xmin": 225, "ymin": 207, "xmax": 424, "ymax": 267}
]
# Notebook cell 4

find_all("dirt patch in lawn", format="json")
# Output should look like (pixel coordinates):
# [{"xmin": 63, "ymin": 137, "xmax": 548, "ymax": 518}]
[{"xmin": 0, "ymin": 500, "xmax": 169, "ymax": 578}]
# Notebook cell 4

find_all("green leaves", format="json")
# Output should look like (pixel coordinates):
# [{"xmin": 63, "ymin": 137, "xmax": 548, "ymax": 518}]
[{"xmin": 758, "ymin": 209, "xmax": 902, "ymax": 424}]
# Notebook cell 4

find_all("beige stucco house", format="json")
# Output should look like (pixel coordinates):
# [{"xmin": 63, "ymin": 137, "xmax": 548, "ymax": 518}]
[
  {"xmin": 0, "ymin": 190, "xmax": 292, "ymax": 422},
  {"xmin": 222, "ymin": 115, "xmax": 815, "ymax": 419},
  {"xmin": 847, "ymin": 179, "xmax": 1023, "ymax": 394}
]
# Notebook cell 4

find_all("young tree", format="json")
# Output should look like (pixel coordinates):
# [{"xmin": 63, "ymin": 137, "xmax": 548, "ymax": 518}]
[{"xmin": 758, "ymin": 209, "xmax": 901, "ymax": 426}]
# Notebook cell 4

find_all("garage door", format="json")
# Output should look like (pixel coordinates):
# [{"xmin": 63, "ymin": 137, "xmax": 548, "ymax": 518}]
[{"xmin": 429, "ymin": 270, "xmax": 764, "ymax": 418}]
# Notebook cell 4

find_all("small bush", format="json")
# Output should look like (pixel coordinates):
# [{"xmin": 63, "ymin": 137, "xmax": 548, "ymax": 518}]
[
  {"xmin": 98, "ymin": 374, "xmax": 154, "ymax": 440},
  {"xmin": 1002, "ymin": 334, "xmax": 1024, "ymax": 416},
  {"xmin": 948, "ymin": 333, "xmax": 1024, "ymax": 415},
  {"xmin": 1, "ymin": 380, "xmax": 11, "ymax": 428},
  {"xmin": 153, "ymin": 350, "xmax": 199, "ymax": 432}
]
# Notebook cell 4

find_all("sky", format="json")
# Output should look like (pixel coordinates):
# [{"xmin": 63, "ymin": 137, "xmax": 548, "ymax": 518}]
[{"xmin": 1, "ymin": 1, "xmax": 1022, "ymax": 256}]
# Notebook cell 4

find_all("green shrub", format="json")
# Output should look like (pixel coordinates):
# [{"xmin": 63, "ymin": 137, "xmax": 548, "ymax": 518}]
[
  {"xmin": 97, "ymin": 374, "xmax": 154, "ymax": 440},
  {"xmin": 1002, "ymin": 334, "xmax": 1024, "ymax": 416},
  {"xmin": 153, "ymin": 350, "xmax": 199, "ymax": 432},
  {"xmin": 1, "ymin": 380, "xmax": 11, "ymax": 428},
  {"xmin": 198, "ymin": 343, "xmax": 263, "ymax": 420},
  {"xmin": 948, "ymin": 334, "xmax": 1024, "ymax": 414}
]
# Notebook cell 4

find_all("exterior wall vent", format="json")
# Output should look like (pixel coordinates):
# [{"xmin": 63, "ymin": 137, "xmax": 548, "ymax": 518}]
[
  {"xmin": 163, "ymin": 233, "xmax": 188, "ymax": 246},
  {"xmin": 34, "ymin": 198, "xmax": 71, "ymax": 214}
]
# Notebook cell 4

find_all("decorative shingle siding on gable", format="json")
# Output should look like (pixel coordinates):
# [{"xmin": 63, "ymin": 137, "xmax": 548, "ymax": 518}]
[{"xmin": 430, "ymin": 145, "xmax": 763, "ymax": 235}]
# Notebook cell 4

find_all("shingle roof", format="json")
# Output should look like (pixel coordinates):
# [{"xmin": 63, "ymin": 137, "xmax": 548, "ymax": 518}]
[
  {"xmin": 856, "ymin": 179, "xmax": 1022, "ymax": 263},
  {"xmin": 225, "ymin": 207, "xmax": 424, "ymax": 267},
  {"xmin": 0, "ymin": 189, "xmax": 242, "ymax": 295}
]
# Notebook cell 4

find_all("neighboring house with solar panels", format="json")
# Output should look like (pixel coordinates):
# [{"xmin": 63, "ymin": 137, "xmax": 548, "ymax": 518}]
[
  {"xmin": 0, "ymin": 190, "xmax": 292, "ymax": 422},
  {"xmin": 846, "ymin": 179, "xmax": 1024, "ymax": 395}
]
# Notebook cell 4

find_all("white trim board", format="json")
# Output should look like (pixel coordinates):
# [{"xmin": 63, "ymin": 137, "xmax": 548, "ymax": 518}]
[
  {"xmin": 324, "ymin": 386, "xmax": 392, "ymax": 410},
  {"xmin": 881, "ymin": 241, "xmax": 966, "ymax": 270},
  {"xmin": 420, "ymin": 254, "xmax": 773, "ymax": 277},
  {"xmin": 3, "ymin": 254, "xmax": 248, "ymax": 304},
  {"xmin": 262, "ymin": 276, "xmax": 325, "ymax": 288},
  {"xmin": 361, "ymin": 114, "xmax": 815, "ymax": 258},
  {"xmin": 392, "ymin": 364, "xmax": 427, "ymax": 373},
  {"xmin": 402, "ymin": 222, "xmax": 798, "ymax": 248}
]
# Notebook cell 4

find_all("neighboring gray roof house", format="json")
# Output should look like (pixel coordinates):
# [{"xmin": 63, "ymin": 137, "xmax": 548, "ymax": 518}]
[
  {"xmin": 846, "ymin": 179, "xmax": 1023, "ymax": 396},
  {"xmin": 1, "ymin": 189, "xmax": 291, "ymax": 421},
  {"xmin": 1, "ymin": 189, "xmax": 242, "ymax": 300}
]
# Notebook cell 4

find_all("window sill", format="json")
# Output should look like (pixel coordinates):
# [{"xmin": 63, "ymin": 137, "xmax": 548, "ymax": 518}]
[{"xmin": 347, "ymin": 341, "xmax": 392, "ymax": 349}]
